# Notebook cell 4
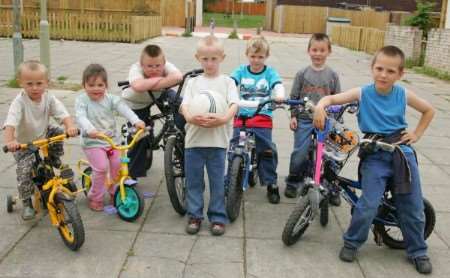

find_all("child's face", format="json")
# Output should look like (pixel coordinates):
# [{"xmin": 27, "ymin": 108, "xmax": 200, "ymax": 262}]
[
  {"xmin": 246, "ymin": 49, "xmax": 268, "ymax": 72},
  {"xmin": 308, "ymin": 40, "xmax": 330, "ymax": 67},
  {"xmin": 141, "ymin": 53, "xmax": 165, "ymax": 78},
  {"xmin": 84, "ymin": 76, "xmax": 107, "ymax": 101},
  {"xmin": 195, "ymin": 46, "xmax": 224, "ymax": 76},
  {"xmin": 371, "ymin": 53, "xmax": 404, "ymax": 93},
  {"xmin": 19, "ymin": 68, "xmax": 48, "ymax": 102}
]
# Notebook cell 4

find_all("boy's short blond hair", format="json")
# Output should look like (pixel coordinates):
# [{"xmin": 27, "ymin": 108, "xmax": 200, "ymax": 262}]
[
  {"xmin": 372, "ymin": 45, "xmax": 405, "ymax": 71},
  {"xmin": 245, "ymin": 36, "xmax": 270, "ymax": 56},
  {"xmin": 17, "ymin": 60, "xmax": 48, "ymax": 79},
  {"xmin": 197, "ymin": 35, "xmax": 224, "ymax": 53}
]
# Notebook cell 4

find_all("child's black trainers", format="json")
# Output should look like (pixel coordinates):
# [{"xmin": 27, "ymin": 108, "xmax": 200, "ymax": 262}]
[
  {"xmin": 410, "ymin": 256, "xmax": 432, "ymax": 274},
  {"xmin": 186, "ymin": 218, "xmax": 201, "ymax": 235},
  {"xmin": 267, "ymin": 185, "xmax": 280, "ymax": 204}
]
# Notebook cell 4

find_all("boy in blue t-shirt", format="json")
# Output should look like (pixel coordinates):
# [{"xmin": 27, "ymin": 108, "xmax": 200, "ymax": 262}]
[
  {"xmin": 314, "ymin": 46, "xmax": 435, "ymax": 274},
  {"xmin": 231, "ymin": 36, "xmax": 285, "ymax": 204}
]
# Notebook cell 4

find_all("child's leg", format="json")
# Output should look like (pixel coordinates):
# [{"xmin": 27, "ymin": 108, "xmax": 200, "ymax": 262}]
[
  {"xmin": 343, "ymin": 152, "xmax": 391, "ymax": 249},
  {"xmin": 83, "ymin": 148, "xmax": 109, "ymax": 203},
  {"xmin": 205, "ymin": 148, "xmax": 228, "ymax": 224},
  {"xmin": 253, "ymin": 128, "xmax": 278, "ymax": 186},
  {"xmin": 108, "ymin": 149, "xmax": 121, "ymax": 196},
  {"xmin": 46, "ymin": 125, "xmax": 64, "ymax": 167},
  {"xmin": 13, "ymin": 150, "xmax": 36, "ymax": 200},
  {"xmin": 286, "ymin": 120, "xmax": 314, "ymax": 188},
  {"xmin": 128, "ymin": 106, "xmax": 151, "ymax": 178},
  {"xmin": 185, "ymin": 148, "xmax": 206, "ymax": 220},
  {"xmin": 394, "ymin": 152, "xmax": 428, "ymax": 259}
]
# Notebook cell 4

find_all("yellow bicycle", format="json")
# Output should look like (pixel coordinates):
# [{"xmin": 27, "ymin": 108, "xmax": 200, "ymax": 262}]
[
  {"xmin": 4, "ymin": 133, "xmax": 85, "ymax": 251},
  {"xmin": 78, "ymin": 129, "xmax": 146, "ymax": 222}
]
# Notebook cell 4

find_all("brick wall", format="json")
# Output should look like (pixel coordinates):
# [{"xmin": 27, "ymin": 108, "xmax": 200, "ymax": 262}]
[
  {"xmin": 384, "ymin": 24, "xmax": 422, "ymax": 61},
  {"xmin": 425, "ymin": 29, "xmax": 450, "ymax": 72}
]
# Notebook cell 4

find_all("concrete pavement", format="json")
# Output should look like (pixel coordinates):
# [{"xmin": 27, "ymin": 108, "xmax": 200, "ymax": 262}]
[{"xmin": 0, "ymin": 33, "xmax": 449, "ymax": 278}]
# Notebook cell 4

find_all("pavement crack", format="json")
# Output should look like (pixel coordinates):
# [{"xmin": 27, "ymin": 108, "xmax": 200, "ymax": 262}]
[
  {"xmin": 182, "ymin": 236, "xmax": 199, "ymax": 278},
  {"xmin": 117, "ymin": 176, "xmax": 163, "ymax": 278}
]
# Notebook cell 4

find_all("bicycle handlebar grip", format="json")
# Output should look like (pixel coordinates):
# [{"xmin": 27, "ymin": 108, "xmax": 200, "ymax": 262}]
[
  {"xmin": 285, "ymin": 99, "xmax": 305, "ymax": 106},
  {"xmin": 117, "ymin": 81, "xmax": 130, "ymax": 87},
  {"xmin": 326, "ymin": 105, "xmax": 342, "ymax": 114}
]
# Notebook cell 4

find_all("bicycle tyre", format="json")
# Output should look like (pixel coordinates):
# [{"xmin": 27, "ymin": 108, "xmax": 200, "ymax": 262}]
[
  {"xmin": 81, "ymin": 167, "xmax": 92, "ymax": 196},
  {"xmin": 226, "ymin": 156, "xmax": 244, "ymax": 222},
  {"xmin": 114, "ymin": 184, "xmax": 145, "ymax": 222},
  {"xmin": 375, "ymin": 198, "xmax": 435, "ymax": 249},
  {"xmin": 55, "ymin": 198, "xmax": 85, "ymax": 251},
  {"xmin": 320, "ymin": 195, "xmax": 329, "ymax": 227},
  {"xmin": 145, "ymin": 147, "xmax": 153, "ymax": 171},
  {"xmin": 282, "ymin": 194, "xmax": 312, "ymax": 246},
  {"xmin": 164, "ymin": 136, "xmax": 186, "ymax": 216},
  {"xmin": 6, "ymin": 195, "xmax": 14, "ymax": 213}
]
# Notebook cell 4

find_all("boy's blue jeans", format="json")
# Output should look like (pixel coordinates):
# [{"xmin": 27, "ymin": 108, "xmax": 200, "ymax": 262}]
[
  {"xmin": 286, "ymin": 119, "xmax": 314, "ymax": 188},
  {"xmin": 344, "ymin": 150, "xmax": 428, "ymax": 258},
  {"xmin": 185, "ymin": 147, "xmax": 228, "ymax": 224},
  {"xmin": 231, "ymin": 127, "xmax": 278, "ymax": 186}
]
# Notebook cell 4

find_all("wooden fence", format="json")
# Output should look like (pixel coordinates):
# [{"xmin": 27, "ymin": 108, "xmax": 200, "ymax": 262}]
[
  {"xmin": 272, "ymin": 5, "xmax": 390, "ymax": 33},
  {"xmin": 0, "ymin": 0, "xmax": 185, "ymax": 27},
  {"xmin": 331, "ymin": 25, "xmax": 385, "ymax": 54},
  {"xmin": 0, "ymin": 9, "xmax": 161, "ymax": 43}
]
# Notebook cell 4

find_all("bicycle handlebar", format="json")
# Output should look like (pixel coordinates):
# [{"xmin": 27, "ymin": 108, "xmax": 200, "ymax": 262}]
[
  {"xmin": 360, "ymin": 138, "xmax": 396, "ymax": 152},
  {"xmin": 3, "ymin": 130, "xmax": 80, "ymax": 153},
  {"xmin": 96, "ymin": 127, "xmax": 149, "ymax": 151}
]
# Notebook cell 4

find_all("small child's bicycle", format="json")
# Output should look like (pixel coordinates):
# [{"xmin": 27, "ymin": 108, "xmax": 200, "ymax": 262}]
[
  {"xmin": 78, "ymin": 128, "xmax": 147, "ymax": 222},
  {"xmin": 282, "ymin": 102, "xmax": 436, "ymax": 249},
  {"xmin": 4, "ymin": 133, "xmax": 85, "ymax": 251}
]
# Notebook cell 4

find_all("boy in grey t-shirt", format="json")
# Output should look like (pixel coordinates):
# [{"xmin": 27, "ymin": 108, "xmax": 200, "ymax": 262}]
[{"xmin": 285, "ymin": 33, "xmax": 341, "ymax": 202}]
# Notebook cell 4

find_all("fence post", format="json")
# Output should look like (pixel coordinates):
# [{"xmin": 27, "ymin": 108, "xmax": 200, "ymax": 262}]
[
  {"xmin": 40, "ymin": 0, "xmax": 51, "ymax": 75},
  {"xmin": 12, "ymin": 0, "xmax": 24, "ymax": 75}
]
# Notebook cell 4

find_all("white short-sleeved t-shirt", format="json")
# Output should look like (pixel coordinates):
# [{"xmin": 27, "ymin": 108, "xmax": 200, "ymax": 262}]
[
  {"xmin": 182, "ymin": 74, "xmax": 239, "ymax": 149},
  {"xmin": 121, "ymin": 61, "xmax": 179, "ymax": 110},
  {"xmin": 3, "ymin": 91, "xmax": 69, "ymax": 143}
]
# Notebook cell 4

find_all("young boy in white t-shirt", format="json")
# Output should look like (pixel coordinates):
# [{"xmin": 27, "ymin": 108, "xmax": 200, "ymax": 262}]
[
  {"xmin": 3, "ymin": 60, "xmax": 78, "ymax": 220},
  {"xmin": 122, "ymin": 45, "xmax": 183, "ymax": 178}
]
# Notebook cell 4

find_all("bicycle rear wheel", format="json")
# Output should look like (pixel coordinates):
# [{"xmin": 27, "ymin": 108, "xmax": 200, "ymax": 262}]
[
  {"xmin": 55, "ymin": 198, "xmax": 85, "ymax": 251},
  {"xmin": 226, "ymin": 156, "xmax": 244, "ymax": 222},
  {"xmin": 375, "ymin": 198, "xmax": 435, "ymax": 249},
  {"xmin": 164, "ymin": 136, "xmax": 186, "ymax": 216},
  {"xmin": 282, "ymin": 194, "xmax": 312, "ymax": 246}
]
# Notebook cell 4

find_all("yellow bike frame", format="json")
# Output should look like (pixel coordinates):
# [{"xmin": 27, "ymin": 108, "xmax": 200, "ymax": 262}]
[{"xmin": 77, "ymin": 129, "xmax": 145, "ymax": 202}]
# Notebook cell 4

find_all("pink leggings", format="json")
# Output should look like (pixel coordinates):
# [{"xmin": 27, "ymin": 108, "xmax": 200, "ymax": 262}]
[{"xmin": 83, "ymin": 147, "xmax": 121, "ymax": 203}]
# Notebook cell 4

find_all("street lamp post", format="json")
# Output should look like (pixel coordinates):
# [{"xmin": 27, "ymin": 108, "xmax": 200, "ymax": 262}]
[
  {"xmin": 12, "ymin": 0, "xmax": 24, "ymax": 75},
  {"xmin": 40, "ymin": 0, "xmax": 50, "ymax": 75}
]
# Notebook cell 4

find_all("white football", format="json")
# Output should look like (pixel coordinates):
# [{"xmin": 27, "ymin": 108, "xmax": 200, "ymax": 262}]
[{"xmin": 188, "ymin": 90, "xmax": 227, "ymax": 116}]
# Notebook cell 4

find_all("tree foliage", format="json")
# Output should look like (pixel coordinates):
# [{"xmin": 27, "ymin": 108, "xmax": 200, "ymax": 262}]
[{"xmin": 404, "ymin": 0, "xmax": 436, "ymax": 38}]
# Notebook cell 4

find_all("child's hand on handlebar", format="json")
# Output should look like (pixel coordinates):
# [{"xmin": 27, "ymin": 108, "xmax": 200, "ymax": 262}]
[
  {"xmin": 134, "ymin": 120, "xmax": 146, "ymax": 130},
  {"xmin": 313, "ymin": 105, "xmax": 327, "ymax": 130},
  {"xmin": 87, "ymin": 129, "xmax": 102, "ymax": 139},
  {"xmin": 6, "ymin": 140, "xmax": 20, "ymax": 152},
  {"xmin": 65, "ymin": 126, "xmax": 79, "ymax": 137},
  {"xmin": 290, "ymin": 117, "xmax": 298, "ymax": 131}
]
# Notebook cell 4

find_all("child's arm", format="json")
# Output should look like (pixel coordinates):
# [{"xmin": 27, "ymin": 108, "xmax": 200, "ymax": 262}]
[
  {"xmin": 202, "ymin": 104, "xmax": 238, "ymax": 128},
  {"xmin": 75, "ymin": 98, "xmax": 99, "ymax": 138},
  {"xmin": 313, "ymin": 87, "xmax": 361, "ymax": 130},
  {"xmin": 272, "ymin": 84, "xmax": 285, "ymax": 102},
  {"xmin": 289, "ymin": 71, "xmax": 304, "ymax": 130},
  {"xmin": 130, "ymin": 62, "xmax": 183, "ymax": 92},
  {"xmin": 180, "ymin": 104, "xmax": 209, "ymax": 127},
  {"xmin": 116, "ymin": 99, "xmax": 145, "ymax": 129},
  {"xmin": 61, "ymin": 116, "xmax": 79, "ymax": 137},
  {"xmin": 399, "ymin": 90, "xmax": 435, "ymax": 144},
  {"xmin": 3, "ymin": 126, "xmax": 20, "ymax": 152}
]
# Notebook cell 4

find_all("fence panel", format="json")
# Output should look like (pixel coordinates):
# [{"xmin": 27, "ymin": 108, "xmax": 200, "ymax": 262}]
[
  {"xmin": 0, "ymin": 8, "xmax": 161, "ymax": 43},
  {"xmin": 329, "ymin": 8, "xmax": 390, "ymax": 30},
  {"xmin": 331, "ymin": 25, "xmax": 385, "ymax": 54}
]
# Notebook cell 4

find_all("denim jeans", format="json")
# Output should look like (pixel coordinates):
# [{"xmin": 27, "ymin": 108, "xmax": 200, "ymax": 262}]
[
  {"xmin": 185, "ymin": 147, "xmax": 228, "ymax": 224},
  {"xmin": 231, "ymin": 127, "xmax": 278, "ymax": 186},
  {"xmin": 343, "ymin": 150, "xmax": 428, "ymax": 258},
  {"xmin": 285, "ymin": 119, "xmax": 314, "ymax": 188},
  {"xmin": 128, "ymin": 89, "xmax": 185, "ymax": 178}
]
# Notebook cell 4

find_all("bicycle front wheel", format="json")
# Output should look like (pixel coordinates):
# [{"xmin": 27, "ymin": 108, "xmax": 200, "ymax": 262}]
[
  {"xmin": 114, "ymin": 184, "xmax": 145, "ymax": 222},
  {"xmin": 55, "ymin": 198, "xmax": 85, "ymax": 251},
  {"xmin": 226, "ymin": 156, "xmax": 244, "ymax": 222},
  {"xmin": 282, "ymin": 194, "xmax": 312, "ymax": 246},
  {"xmin": 164, "ymin": 136, "xmax": 186, "ymax": 216}
]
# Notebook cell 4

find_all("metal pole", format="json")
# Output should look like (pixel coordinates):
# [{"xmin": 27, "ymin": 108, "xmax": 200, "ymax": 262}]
[
  {"xmin": 40, "ymin": 0, "xmax": 50, "ymax": 75},
  {"xmin": 12, "ymin": 0, "xmax": 24, "ymax": 75}
]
